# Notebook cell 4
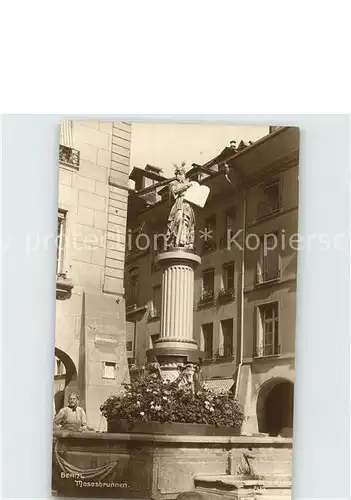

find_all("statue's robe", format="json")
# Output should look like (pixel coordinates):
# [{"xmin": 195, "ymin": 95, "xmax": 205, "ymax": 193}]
[{"xmin": 166, "ymin": 180, "xmax": 195, "ymax": 249}]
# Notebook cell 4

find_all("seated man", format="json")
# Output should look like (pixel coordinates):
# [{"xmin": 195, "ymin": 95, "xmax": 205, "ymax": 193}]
[{"xmin": 53, "ymin": 393, "xmax": 87, "ymax": 431}]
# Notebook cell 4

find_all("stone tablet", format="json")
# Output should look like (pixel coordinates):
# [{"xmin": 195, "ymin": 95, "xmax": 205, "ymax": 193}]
[{"xmin": 184, "ymin": 181, "xmax": 210, "ymax": 208}]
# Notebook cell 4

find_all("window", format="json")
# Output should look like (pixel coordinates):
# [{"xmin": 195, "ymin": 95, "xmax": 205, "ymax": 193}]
[
  {"xmin": 127, "ymin": 358, "xmax": 136, "ymax": 368},
  {"xmin": 223, "ymin": 262, "xmax": 235, "ymax": 289},
  {"xmin": 150, "ymin": 285, "xmax": 162, "ymax": 318},
  {"xmin": 200, "ymin": 268, "xmax": 215, "ymax": 304},
  {"xmin": 203, "ymin": 215, "xmax": 217, "ymax": 252},
  {"xmin": 219, "ymin": 262, "xmax": 235, "ymax": 301},
  {"xmin": 57, "ymin": 210, "xmax": 67, "ymax": 275},
  {"xmin": 257, "ymin": 233, "xmax": 280, "ymax": 283},
  {"xmin": 201, "ymin": 323, "xmax": 213, "ymax": 359},
  {"xmin": 258, "ymin": 180, "xmax": 281, "ymax": 218},
  {"xmin": 155, "ymin": 233, "xmax": 166, "ymax": 253},
  {"xmin": 103, "ymin": 361, "xmax": 116, "ymax": 379},
  {"xmin": 55, "ymin": 358, "xmax": 65, "ymax": 376},
  {"xmin": 126, "ymin": 268, "xmax": 139, "ymax": 308},
  {"xmin": 224, "ymin": 208, "xmax": 236, "ymax": 245},
  {"xmin": 126, "ymin": 321, "xmax": 135, "ymax": 357},
  {"xmin": 129, "ymin": 274, "xmax": 139, "ymax": 304},
  {"xmin": 151, "ymin": 233, "xmax": 165, "ymax": 273},
  {"xmin": 220, "ymin": 319, "xmax": 234, "ymax": 357},
  {"xmin": 256, "ymin": 302, "xmax": 280, "ymax": 357}
]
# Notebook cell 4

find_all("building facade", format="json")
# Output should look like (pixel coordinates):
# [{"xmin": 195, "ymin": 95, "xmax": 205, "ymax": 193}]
[
  {"xmin": 54, "ymin": 120, "xmax": 131, "ymax": 429},
  {"xmin": 125, "ymin": 126, "xmax": 299, "ymax": 436}
]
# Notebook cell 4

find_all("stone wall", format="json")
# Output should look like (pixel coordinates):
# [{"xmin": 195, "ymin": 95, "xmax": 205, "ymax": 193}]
[
  {"xmin": 55, "ymin": 120, "xmax": 131, "ymax": 429},
  {"xmin": 53, "ymin": 430, "xmax": 292, "ymax": 499}
]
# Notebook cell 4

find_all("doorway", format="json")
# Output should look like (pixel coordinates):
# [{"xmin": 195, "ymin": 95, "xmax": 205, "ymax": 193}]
[{"xmin": 257, "ymin": 379, "xmax": 294, "ymax": 436}]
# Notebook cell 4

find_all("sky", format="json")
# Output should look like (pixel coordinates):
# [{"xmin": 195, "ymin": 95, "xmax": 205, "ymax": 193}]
[{"xmin": 129, "ymin": 123, "xmax": 270, "ymax": 177}]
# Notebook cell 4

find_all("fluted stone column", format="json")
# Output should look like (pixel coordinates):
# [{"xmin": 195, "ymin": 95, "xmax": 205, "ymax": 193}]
[{"xmin": 147, "ymin": 250, "xmax": 202, "ymax": 381}]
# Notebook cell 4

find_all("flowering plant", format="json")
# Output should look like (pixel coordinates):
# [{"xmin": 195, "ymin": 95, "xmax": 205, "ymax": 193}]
[
  {"xmin": 218, "ymin": 287, "xmax": 235, "ymax": 301},
  {"xmin": 100, "ymin": 365, "xmax": 245, "ymax": 428},
  {"xmin": 199, "ymin": 288, "xmax": 215, "ymax": 304}
]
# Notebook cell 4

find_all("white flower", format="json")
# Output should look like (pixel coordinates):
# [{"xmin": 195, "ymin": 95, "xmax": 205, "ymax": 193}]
[
  {"xmin": 150, "ymin": 401, "xmax": 155, "ymax": 405},
  {"xmin": 136, "ymin": 401, "xmax": 141, "ymax": 406},
  {"xmin": 162, "ymin": 396, "xmax": 168, "ymax": 401},
  {"xmin": 146, "ymin": 389, "xmax": 151, "ymax": 392},
  {"xmin": 205, "ymin": 401, "xmax": 210, "ymax": 406},
  {"xmin": 154, "ymin": 405, "xmax": 162, "ymax": 411},
  {"xmin": 140, "ymin": 411, "xmax": 145, "ymax": 416},
  {"xmin": 210, "ymin": 407, "xmax": 215, "ymax": 412}
]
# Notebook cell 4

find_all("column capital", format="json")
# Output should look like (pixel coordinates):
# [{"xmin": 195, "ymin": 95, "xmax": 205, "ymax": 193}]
[{"xmin": 155, "ymin": 250, "xmax": 201, "ymax": 269}]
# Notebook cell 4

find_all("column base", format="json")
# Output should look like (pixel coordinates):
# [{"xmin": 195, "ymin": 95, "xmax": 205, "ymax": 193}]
[
  {"xmin": 147, "ymin": 345, "xmax": 203, "ymax": 382},
  {"xmin": 147, "ymin": 346, "xmax": 202, "ymax": 364}
]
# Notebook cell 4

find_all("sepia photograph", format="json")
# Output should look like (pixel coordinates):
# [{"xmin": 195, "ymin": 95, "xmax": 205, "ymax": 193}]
[{"xmin": 52, "ymin": 121, "xmax": 300, "ymax": 499}]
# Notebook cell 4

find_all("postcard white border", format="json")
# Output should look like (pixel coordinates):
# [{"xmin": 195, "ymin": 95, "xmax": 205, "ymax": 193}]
[{"xmin": 1, "ymin": 114, "xmax": 350, "ymax": 500}]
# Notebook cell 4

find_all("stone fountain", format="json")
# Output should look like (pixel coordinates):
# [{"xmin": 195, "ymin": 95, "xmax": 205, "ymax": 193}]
[{"xmin": 146, "ymin": 164, "xmax": 210, "ymax": 382}]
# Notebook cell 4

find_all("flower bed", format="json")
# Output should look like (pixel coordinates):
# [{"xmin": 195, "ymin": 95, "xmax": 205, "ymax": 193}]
[{"xmin": 100, "ymin": 363, "xmax": 245, "ymax": 432}]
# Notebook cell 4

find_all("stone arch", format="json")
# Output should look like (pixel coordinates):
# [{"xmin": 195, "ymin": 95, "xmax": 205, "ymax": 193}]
[
  {"xmin": 53, "ymin": 347, "xmax": 77, "ymax": 414},
  {"xmin": 256, "ymin": 377, "xmax": 294, "ymax": 437}
]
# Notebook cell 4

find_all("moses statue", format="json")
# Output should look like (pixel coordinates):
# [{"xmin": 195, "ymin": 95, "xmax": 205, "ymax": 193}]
[{"xmin": 165, "ymin": 163, "xmax": 195, "ymax": 250}]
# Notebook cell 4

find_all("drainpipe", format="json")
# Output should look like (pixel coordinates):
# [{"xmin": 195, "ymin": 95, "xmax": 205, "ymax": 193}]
[{"xmin": 234, "ymin": 188, "xmax": 247, "ymax": 398}]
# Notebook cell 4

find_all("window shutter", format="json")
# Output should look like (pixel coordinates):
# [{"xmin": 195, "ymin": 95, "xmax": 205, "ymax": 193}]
[
  {"xmin": 255, "ymin": 306, "xmax": 262, "ymax": 357},
  {"xmin": 126, "ymin": 321, "xmax": 135, "ymax": 338}
]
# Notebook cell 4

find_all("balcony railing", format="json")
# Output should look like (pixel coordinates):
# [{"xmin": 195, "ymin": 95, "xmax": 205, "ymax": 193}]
[
  {"xmin": 256, "ymin": 266, "xmax": 281, "ymax": 285},
  {"xmin": 254, "ymin": 343, "xmax": 281, "ymax": 358},
  {"xmin": 217, "ymin": 287, "xmax": 235, "ymax": 302},
  {"xmin": 59, "ymin": 145, "xmax": 80, "ymax": 168},
  {"xmin": 203, "ymin": 351, "xmax": 213, "ymax": 360},
  {"xmin": 56, "ymin": 272, "xmax": 73, "ymax": 300},
  {"xmin": 198, "ymin": 290, "xmax": 215, "ymax": 306}
]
